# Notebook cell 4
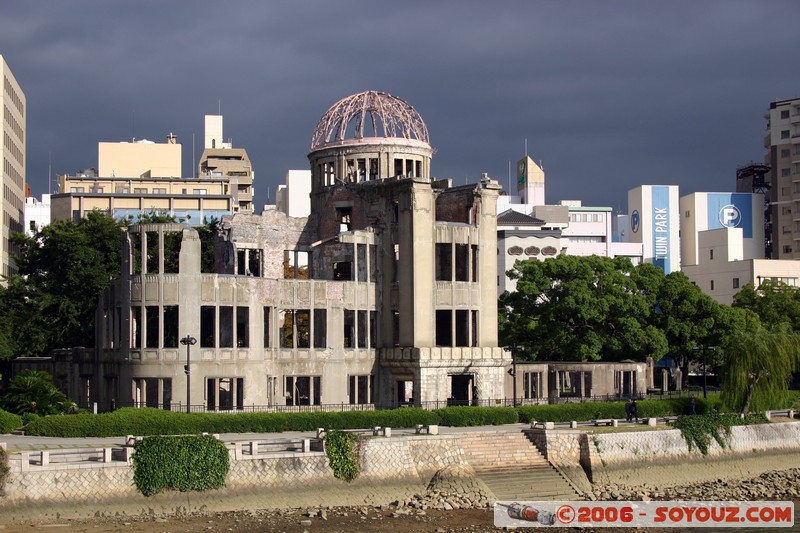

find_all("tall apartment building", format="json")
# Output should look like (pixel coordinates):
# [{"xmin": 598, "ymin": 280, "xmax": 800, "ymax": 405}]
[
  {"xmin": 198, "ymin": 115, "xmax": 254, "ymax": 214},
  {"xmin": 1, "ymin": 54, "xmax": 26, "ymax": 277},
  {"xmin": 764, "ymin": 97, "xmax": 800, "ymax": 259}
]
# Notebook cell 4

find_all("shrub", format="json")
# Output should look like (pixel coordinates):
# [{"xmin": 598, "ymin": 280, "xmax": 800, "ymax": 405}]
[
  {"xmin": 0, "ymin": 409, "xmax": 22, "ymax": 434},
  {"xmin": 433, "ymin": 406, "xmax": 518, "ymax": 426},
  {"xmin": 2, "ymin": 370, "xmax": 74, "ymax": 416},
  {"xmin": 324, "ymin": 430, "xmax": 361, "ymax": 482},
  {"xmin": 132, "ymin": 435, "xmax": 229, "ymax": 496}
]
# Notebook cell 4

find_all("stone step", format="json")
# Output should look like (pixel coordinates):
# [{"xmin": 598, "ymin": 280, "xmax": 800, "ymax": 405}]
[{"xmin": 476, "ymin": 464, "xmax": 580, "ymax": 502}]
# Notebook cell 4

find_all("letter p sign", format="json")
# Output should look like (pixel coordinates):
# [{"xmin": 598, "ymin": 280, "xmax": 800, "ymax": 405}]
[{"xmin": 719, "ymin": 205, "xmax": 741, "ymax": 228}]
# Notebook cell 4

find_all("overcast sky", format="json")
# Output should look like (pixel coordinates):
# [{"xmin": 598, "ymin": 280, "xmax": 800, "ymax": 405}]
[{"xmin": 2, "ymin": 1, "xmax": 799, "ymax": 211}]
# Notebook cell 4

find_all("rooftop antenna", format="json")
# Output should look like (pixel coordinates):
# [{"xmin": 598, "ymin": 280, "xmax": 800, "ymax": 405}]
[
  {"xmin": 508, "ymin": 160, "xmax": 511, "ymax": 193},
  {"xmin": 48, "ymin": 151, "xmax": 52, "ymax": 195},
  {"xmin": 131, "ymin": 110, "xmax": 135, "ymax": 141},
  {"xmin": 524, "ymin": 138, "xmax": 528, "ymax": 157},
  {"xmin": 192, "ymin": 133, "xmax": 196, "ymax": 178},
  {"xmin": 218, "ymin": 99, "xmax": 221, "ymax": 115}
]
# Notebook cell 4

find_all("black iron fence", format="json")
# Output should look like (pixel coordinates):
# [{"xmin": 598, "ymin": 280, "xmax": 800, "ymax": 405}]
[{"xmin": 77, "ymin": 389, "xmax": 718, "ymax": 414}]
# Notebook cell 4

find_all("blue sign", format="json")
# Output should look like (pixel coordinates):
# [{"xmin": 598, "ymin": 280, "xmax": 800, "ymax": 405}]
[
  {"xmin": 706, "ymin": 193, "xmax": 752, "ymax": 239},
  {"xmin": 651, "ymin": 186, "xmax": 671, "ymax": 273},
  {"xmin": 630, "ymin": 210, "xmax": 640, "ymax": 233}
]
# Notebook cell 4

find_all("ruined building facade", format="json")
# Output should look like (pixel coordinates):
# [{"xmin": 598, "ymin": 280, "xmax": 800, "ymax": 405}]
[{"xmin": 93, "ymin": 91, "xmax": 508, "ymax": 410}]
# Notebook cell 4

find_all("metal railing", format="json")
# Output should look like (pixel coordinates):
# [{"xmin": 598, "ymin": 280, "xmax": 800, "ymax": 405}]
[{"xmin": 80, "ymin": 389, "xmax": 722, "ymax": 415}]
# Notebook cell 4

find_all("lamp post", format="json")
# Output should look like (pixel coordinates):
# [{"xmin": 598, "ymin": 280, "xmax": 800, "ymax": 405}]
[
  {"xmin": 180, "ymin": 335, "xmax": 197, "ymax": 413},
  {"xmin": 505, "ymin": 345, "xmax": 522, "ymax": 407}
]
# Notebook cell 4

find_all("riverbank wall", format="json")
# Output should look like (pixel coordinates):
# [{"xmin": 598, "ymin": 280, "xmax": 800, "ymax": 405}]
[{"xmin": 1, "ymin": 421, "xmax": 799, "ymax": 520}]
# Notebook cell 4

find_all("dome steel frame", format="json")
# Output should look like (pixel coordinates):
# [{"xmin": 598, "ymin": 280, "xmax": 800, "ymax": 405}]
[{"xmin": 311, "ymin": 91, "xmax": 429, "ymax": 150}]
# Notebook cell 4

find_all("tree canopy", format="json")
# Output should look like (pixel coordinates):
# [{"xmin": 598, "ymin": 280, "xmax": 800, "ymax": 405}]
[
  {"xmin": 0, "ymin": 212, "xmax": 125, "ymax": 358},
  {"xmin": 733, "ymin": 279, "xmax": 800, "ymax": 331},
  {"xmin": 499, "ymin": 255, "xmax": 741, "ymax": 373},
  {"xmin": 500, "ymin": 255, "xmax": 668, "ymax": 362},
  {"xmin": 721, "ymin": 325, "xmax": 800, "ymax": 415}
]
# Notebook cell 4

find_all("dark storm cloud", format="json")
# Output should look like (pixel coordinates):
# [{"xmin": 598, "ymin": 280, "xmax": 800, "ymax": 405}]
[{"xmin": 2, "ymin": 0, "xmax": 799, "ymax": 208}]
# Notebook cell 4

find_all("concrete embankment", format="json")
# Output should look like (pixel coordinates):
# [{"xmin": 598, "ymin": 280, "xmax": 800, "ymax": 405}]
[{"xmin": 1, "ymin": 421, "xmax": 798, "ymax": 521}]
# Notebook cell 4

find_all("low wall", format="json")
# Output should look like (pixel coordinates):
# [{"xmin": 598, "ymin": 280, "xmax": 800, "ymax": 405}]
[
  {"xmin": 582, "ymin": 422, "xmax": 800, "ymax": 485},
  {"xmin": 0, "ymin": 434, "xmax": 468, "ymax": 520}
]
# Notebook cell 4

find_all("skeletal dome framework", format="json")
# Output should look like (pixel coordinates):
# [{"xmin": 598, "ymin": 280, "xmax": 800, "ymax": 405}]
[{"xmin": 310, "ymin": 91, "xmax": 430, "ymax": 150}]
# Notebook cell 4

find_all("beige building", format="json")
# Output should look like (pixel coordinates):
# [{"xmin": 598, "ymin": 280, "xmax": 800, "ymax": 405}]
[
  {"xmin": 52, "ymin": 134, "xmax": 234, "ymax": 223},
  {"xmin": 682, "ymin": 227, "xmax": 800, "ymax": 305},
  {"xmin": 198, "ymin": 115, "xmax": 254, "ymax": 214},
  {"xmin": 764, "ymin": 97, "xmax": 800, "ymax": 259},
  {"xmin": 1, "ymin": 54, "xmax": 26, "ymax": 277},
  {"xmin": 88, "ymin": 91, "xmax": 509, "ymax": 410}
]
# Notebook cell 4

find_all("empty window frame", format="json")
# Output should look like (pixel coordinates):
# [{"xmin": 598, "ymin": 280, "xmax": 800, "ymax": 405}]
[
  {"xmin": 348, "ymin": 374, "xmax": 375, "ymax": 404},
  {"xmin": 522, "ymin": 372, "xmax": 541, "ymax": 399},
  {"xmin": 435, "ymin": 310, "xmax": 452, "ymax": 346},
  {"xmin": 206, "ymin": 377, "xmax": 244, "ymax": 411},
  {"xmin": 313, "ymin": 309, "xmax": 327, "ymax": 348},
  {"xmin": 163, "ymin": 232, "xmax": 181, "ymax": 274},
  {"xmin": 356, "ymin": 244, "xmax": 368, "ymax": 282},
  {"xmin": 280, "ymin": 309, "xmax": 311, "ymax": 349},
  {"xmin": 435, "ymin": 243, "xmax": 452, "ymax": 281},
  {"xmin": 201, "ymin": 305, "xmax": 215, "ymax": 348},
  {"xmin": 344, "ymin": 309, "xmax": 355, "ymax": 348},
  {"xmin": 455, "ymin": 244, "xmax": 469, "ymax": 281},
  {"xmin": 163, "ymin": 306, "xmax": 178, "ymax": 348},
  {"xmin": 455, "ymin": 310, "xmax": 469, "ymax": 347},
  {"xmin": 219, "ymin": 306, "xmax": 234, "ymax": 348},
  {"xmin": 132, "ymin": 378, "xmax": 172, "ymax": 410},
  {"xmin": 337, "ymin": 207, "xmax": 352, "ymax": 232},
  {"xmin": 131, "ymin": 306, "xmax": 142, "ymax": 349},
  {"xmin": 393, "ymin": 311, "xmax": 400, "ymax": 347},
  {"xmin": 263, "ymin": 307, "xmax": 272, "ymax": 348},
  {"xmin": 145, "ymin": 306, "xmax": 159, "ymax": 348},
  {"xmin": 284, "ymin": 250, "xmax": 310, "ymax": 279},
  {"xmin": 333, "ymin": 260, "xmax": 353, "ymax": 280},
  {"xmin": 369, "ymin": 158, "xmax": 378, "ymax": 180},
  {"xmin": 394, "ymin": 158, "xmax": 404, "ymax": 177},
  {"xmin": 471, "ymin": 245, "xmax": 478, "ymax": 282},
  {"xmin": 357, "ymin": 310, "xmax": 368, "ymax": 348},
  {"xmin": 236, "ymin": 307, "xmax": 249, "ymax": 348},
  {"xmin": 285, "ymin": 375, "xmax": 321, "ymax": 406},
  {"xmin": 146, "ymin": 231, "xmax": 158, "ymax": 273}
]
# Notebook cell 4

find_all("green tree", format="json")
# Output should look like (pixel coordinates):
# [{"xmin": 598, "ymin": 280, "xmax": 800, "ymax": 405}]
[
  {"xmin": 2, "ymin": 370, "xmax": 73, "ymax": 416},
  {"xmin": 653, "ymin": 271, "xmax": 732, "ymax": 388},
  {"xmin": 733, "ymin": 279, "xmax": 800, "ymax": 331},
  {"xmin": 0, "ymin": 211, "xmax": 124, "ymax": 357},
  {"xmin": 721, "ymin": 325, "xmax": 800, "ymax": 415},
  {"xmin": 500, "ymin": 255, "xmax": 668, "ymax": 361}
]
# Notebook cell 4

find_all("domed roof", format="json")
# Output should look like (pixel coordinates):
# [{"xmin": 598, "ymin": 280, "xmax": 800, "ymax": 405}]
[{"xmin": 310, "ymin": 91, "xmax": 430, "ymax": 151}]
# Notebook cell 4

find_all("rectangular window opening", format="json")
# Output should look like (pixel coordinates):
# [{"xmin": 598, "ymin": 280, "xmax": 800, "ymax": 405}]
[
  {"xmin": 236, "ymin": 307, "xmax": 249, "ymax": 348},
  {"xmin": 435, "ymin": 243, "xmax": 452, "ymax": 281},
  {"xmin": 201, "ymin": 306, "xmax": 215, "ymax": 348},
  {"xmin": 436, "ymin": 310, "xmax": 452, "ymax": 347},
  {"xmin": 219, "ymin": 306, "xmax": 234, "ymax": 348},
  {"xmin": 455, "ymin": 244, "xmax": 469, "ymax": 281},
  {"xmin": 163, "ymin": 306, "xmax": 178, "ymax": 348}
]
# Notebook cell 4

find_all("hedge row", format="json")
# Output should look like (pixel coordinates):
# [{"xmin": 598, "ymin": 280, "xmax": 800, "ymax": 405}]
[
  {"xmin": 25, "ymin": 407, "xmax": 440, "ymax": 438},
  {"xmin": 0, "ymin": 409, "xmax": 22, "ymax": 434},
  {"xmin": 22, "ymin": 393, "xmax": 795, "ymax": 438}
]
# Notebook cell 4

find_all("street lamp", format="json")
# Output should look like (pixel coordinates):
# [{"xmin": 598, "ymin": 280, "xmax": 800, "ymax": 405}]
[
  {"xmin": 180, "ymin": 335, "xmax": 197, "ymax": 413},
  {"xmin": 505, "ymin": 344, "xmax": 523, "ymax": 407},
  {"xmin": 693, "ymin": 345, "xmax": 717, "ymax": 400}
]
